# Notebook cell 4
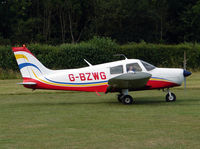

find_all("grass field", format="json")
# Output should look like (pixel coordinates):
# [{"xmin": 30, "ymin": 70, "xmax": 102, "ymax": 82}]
[{"xmin": 0, "ymin": 72, "xmax": 200, "ymax": 149}]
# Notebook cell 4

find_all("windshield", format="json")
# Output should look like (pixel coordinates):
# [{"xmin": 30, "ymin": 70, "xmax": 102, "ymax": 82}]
[{"xmin": 141, "ymin": 60, "xmax": 156, "ymax": 71}]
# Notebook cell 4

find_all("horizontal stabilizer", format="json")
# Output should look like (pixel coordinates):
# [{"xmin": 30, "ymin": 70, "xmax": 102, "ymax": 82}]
[{"xmin": 17, "ymin": 82, "xmax": 37, "ymax": 86}]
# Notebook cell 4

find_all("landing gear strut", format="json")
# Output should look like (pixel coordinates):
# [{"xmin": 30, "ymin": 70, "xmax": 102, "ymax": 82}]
[
  {"xmin": 117, "ymin": 89, "xmax": 134, "ymax": 105},
  {"xmin": 165, "ymin": 89, "xmax": 176, "ymax": 102}
]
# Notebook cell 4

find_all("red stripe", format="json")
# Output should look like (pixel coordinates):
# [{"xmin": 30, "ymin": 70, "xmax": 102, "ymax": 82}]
[
  {"xmin": 22, "ymin": 78, "xmax": 179, "ymax": 93},
  {"xmin": 146, "ymin": 80, "xmax": 179, "ymax": 89},
  {"xmin": 23, "ymin": 78, "xmax": 108, "ymax": 92},
  {"xmin": 12, "ymin": 47, "xmax": 34, "ymax": 56}
]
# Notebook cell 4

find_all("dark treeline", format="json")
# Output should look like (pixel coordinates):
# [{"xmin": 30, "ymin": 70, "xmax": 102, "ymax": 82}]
[{"xmin": 1, "ymin": 0, "xmax": 200, "ymax": 45}]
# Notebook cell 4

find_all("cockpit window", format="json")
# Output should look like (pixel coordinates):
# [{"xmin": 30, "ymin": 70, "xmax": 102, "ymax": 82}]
[
  {"xmin": 141, "ymin": 60, "xmax": 156, "ymax": 71},
  {"xmin": 110, "ymin": 65, "xmax": 123, "ymax": 74},
  {"xmin": 126, "ymin": 63, "xmax": 142, "ymax": 72}
]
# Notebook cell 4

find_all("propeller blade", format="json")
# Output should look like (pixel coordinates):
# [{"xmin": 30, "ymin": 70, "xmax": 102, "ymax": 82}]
[
  {"xmin": 183, "ymin": 70, "xmax": 191, "ymax": 91},
  {"xmin": 184, "ymin": 77, "xmax": 186, "ymax": 91},
  {"xmin": 183, "ymin": 51, "xmax": 192, "ymax": 91}
]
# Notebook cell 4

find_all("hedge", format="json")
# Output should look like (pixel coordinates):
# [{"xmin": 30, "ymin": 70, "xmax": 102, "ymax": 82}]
[
  {"xmin": 121, "ymin": 42, "xmax": 200, "ymax": 69},
  {"xmin": 0, "ymin": 37, "xmax": 200, "ymax": 76}
]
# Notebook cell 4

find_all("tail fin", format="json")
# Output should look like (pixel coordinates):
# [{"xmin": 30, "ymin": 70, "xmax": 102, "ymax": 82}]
[{"xmin": 12, "ymin": 46, "xmax": 51, "ymax": 80}]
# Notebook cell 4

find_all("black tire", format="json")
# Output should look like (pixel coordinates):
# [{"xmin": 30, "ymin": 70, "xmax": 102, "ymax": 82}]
[
  {"xmin": 165, "ymin": 92, "xmax": 176, "ymax": 102},
  {"xmin": 117, "ymin": 94, "xmax": 123, "ymax": 103},
  {"xmin": 122, "ymin": 95, "xmax": 134, "ymax": 105}
]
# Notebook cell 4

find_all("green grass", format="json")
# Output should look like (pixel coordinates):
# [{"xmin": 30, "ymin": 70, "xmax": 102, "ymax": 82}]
[{"xmin": 0, "ymin": 73, "xmax": 200, "ymax": 149}]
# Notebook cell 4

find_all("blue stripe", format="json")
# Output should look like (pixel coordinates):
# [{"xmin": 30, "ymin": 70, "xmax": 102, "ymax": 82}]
[
  {"xmin": 44, "ymin": 77, "xmax": 108, "ymax": 85},
  {"xmin": 19, "ymin": 63, "xmax": 42, "ymax": 73}
]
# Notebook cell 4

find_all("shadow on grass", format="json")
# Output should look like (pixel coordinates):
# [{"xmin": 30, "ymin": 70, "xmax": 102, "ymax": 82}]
[
  {"xmin": 13, "ymin": 100, "xmax": 198, "ymax": 108},
  {"xmin": 13, "ymin": 97, "xmax": 171, "ymax": 107},
  {"xmin": 9, "ymin": 95, "xmax": 199, "ymax": 107},
  {"xmin": 135, "ymin": 99, "xmax": 164, "ymax": 105},
  {"xmin": 13, "ymin": 101, "xmax": 118, "ymax": 108},
  {"xmin": 176, "ymin": 98, "xmax": 200, "ymax": 103}
]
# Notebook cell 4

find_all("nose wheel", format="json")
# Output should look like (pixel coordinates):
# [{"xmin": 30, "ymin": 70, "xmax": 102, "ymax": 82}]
[{"xmin": 165, "ymin": 90, "xmax": 176, "ymax": 102}]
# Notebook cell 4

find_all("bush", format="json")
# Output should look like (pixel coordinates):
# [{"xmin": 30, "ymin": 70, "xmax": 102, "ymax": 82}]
[
  {"xmin": 0, "ymin": 37, "xmax": 200, "ymax": 79},
  {"xmin": 0, "ymin": 68, "xmax": 21, "ymax": 79},
  {"xmin": 0, "ymin": 45, "xmax": 18, "ymax": 71},
  {"xmin": 27, "ymin": 37, "xmax": 119, "ymax": 69},
  {"xmin": 121, "ymin": 42, "xmax": 200, "ymax": 69}
]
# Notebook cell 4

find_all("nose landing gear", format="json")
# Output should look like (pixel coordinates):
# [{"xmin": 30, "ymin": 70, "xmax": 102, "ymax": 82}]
[{"xmin": 165, "ymin": 89, "xmax": 176, "ymax": 102}]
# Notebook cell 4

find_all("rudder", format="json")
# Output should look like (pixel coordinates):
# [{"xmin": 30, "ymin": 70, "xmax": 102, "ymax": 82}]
[{"xmin": 12, "ymin": 45, "xmax": 51, "ymax": 80}]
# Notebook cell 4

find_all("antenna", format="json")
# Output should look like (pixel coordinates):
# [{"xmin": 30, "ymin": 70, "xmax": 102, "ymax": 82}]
[
  {"xmin": 183, "ymin": 50, "xmax": 187, "ymax": 91},
  {"xmin": 114, "ymin": 54, "xmax": 128, "ymax": 60},
  {"xmin": 84, "ymin": 59, "xmax": 92, "ymax": 66}
]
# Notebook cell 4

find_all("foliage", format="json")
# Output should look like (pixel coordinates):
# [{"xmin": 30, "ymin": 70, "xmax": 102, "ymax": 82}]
[
  {"xmin": 0, "ymin": 37, "xmax": 200, "ymax": 79},
  {"xmin": 0, "ymin": 45, "xmax": 17, "ymax": 70},
  {"xmin": 1, "ymin": 0, "xmax": 200, "ymax": 44},
  {"xmin": 121, "ymin": 42, "xmax": 200, "ymax": 69},
  {"xmin": 26, "ymin": 37, "xmax": 119, "ymax": 69},
  {"xmin": 0, "ymin": 68, "xmax": 21, "ymax": 79}
]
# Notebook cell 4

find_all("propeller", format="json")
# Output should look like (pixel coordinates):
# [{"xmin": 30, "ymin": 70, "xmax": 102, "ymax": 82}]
[{"xmin": 183, "ymin": 51, "xmax": 192, "ymax": 90}]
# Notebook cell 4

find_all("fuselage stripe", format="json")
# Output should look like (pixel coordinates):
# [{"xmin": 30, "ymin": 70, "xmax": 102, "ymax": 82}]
[
  {"xmin": 19, "ymin": 63, "xmax": 42, "ymax": 73},
  {"xmin": 44, "ymin": 77, "xmax": 108, "ymax": 85},
  {"xmin": 32, "ymin": 70, "xmax": 108, "ymax": 87},
  {"xmin": 150, "ymin": 77, "xmax": 171, "ymax": 82}
]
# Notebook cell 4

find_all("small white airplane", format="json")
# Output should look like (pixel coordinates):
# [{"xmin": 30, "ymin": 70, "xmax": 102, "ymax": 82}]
[{"xmin": 12, "ymin": 45, "xmax": 191, "ymax": 104}]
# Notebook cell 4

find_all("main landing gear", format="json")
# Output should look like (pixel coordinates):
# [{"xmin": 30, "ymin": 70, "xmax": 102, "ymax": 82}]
[
  {"xmin": 165, "ymin": 88, "xmax": 176, "ymax": 102},
  {"xmin": 117, "ymin": 89, "xmax": 134, "ymax": 105},
  {"xmin": 117, "ymin": 88, "xmax": 176, "ymax": 105}
]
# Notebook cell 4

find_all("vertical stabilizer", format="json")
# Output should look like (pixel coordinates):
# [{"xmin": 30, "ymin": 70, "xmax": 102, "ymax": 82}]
[{"xmin": 12, "ymin": 46, "xmax": 52, "ymax": 80}]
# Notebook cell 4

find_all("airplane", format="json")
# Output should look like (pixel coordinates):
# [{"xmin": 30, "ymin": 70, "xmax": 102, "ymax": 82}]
[{"xmin": 12, "ymin": 45, "xmax": 192, "ymax": 105}]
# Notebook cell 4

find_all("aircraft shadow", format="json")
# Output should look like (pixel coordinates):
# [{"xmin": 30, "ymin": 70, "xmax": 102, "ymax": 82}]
[
  {"xmin": 14, "ymin": 97, "xmax": 166, "ymax": 107},
  {"xmin": 15, "ymin": 101, "xmax": 118, "ymax": 107},
  {"xmin": 13, "ymin": 96, "xmax": 199, "ymax": 107}
]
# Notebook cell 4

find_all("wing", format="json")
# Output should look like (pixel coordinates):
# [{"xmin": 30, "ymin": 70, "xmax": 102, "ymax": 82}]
[{"xmin": 106, "ymin": 72, "xmax": 152, "ymax": 92}]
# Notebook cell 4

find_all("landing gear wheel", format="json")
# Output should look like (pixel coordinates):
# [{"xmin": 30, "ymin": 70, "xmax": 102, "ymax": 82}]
[
  {"xmin": 166, "ymin": 92, "xmax": 176, "ymax": 102},
  {"xmin": 122, "ymin": 95, "xmax": 134, "ymax": 105},
  {"xmin": 117, "ymin": 94, "xmax": 123, "ymax": 103}
]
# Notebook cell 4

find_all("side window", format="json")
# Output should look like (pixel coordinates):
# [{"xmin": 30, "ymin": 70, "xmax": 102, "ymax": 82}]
[
  {"xmin": 110, "ymin": 65, "xmax": 123, "ymax": 74},
  {"xmin": 126, "ymin": 63, "xmax": 142, "ymax": 72}
]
